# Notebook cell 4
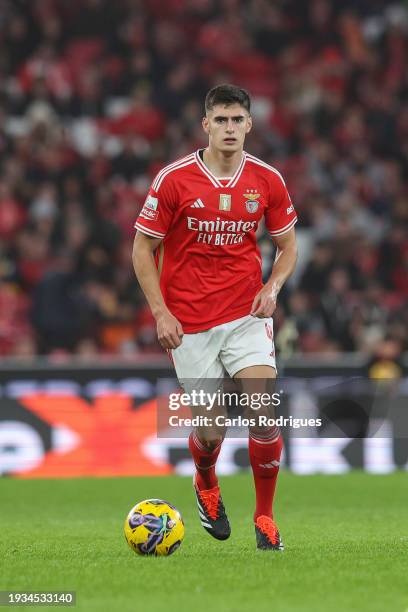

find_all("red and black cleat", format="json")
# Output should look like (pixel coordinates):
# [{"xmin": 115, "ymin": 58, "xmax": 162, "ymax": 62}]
[
  {"xmin": 255, "ymin": 516, "xmax": 284, "ymax": 551},
  {"xmin": 194, "ymin": 478, "xmax": 231, "ymax": 541}
]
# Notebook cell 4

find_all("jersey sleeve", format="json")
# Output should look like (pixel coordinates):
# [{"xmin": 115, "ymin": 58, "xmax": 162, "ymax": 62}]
[
  {"xmin": 264, "ymin": 171, "xmax": 297, "ymax": 237},
  {"xmin": 134, "ymin": 175, "xmax": 176, "ymax": 239}
]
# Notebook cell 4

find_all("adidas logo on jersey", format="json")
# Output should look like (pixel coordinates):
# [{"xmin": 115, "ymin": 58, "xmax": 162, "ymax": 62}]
[{"xmin": 191, "ymin": 199, "xmax": 205, "ymax": 208}]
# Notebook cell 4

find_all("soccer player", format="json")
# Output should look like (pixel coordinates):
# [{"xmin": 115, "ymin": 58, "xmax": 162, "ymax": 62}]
[{"xmin": 133, "ymin": 84, "xmax": 297, "ymax": 550}]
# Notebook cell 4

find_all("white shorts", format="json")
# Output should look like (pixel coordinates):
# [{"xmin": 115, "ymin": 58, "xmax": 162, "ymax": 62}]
[{"xmin": 171, "ymin": 315, "xmax": 276, "ymax": 393}]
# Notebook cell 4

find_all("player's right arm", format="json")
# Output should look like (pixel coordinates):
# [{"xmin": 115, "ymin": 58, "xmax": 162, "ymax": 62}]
[
  {"xmin": 133, "ymin": 168, "xmax": 185, "ymax": 349},
  {"xmin": 132, "ymin": 231, "xmax": 184, "ymax": 349},
  {"xmin": 132, "ymin": 231, "xmax": 183, "ymax": 349}
]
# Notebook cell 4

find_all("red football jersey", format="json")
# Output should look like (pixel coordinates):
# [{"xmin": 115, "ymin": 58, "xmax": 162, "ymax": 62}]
[{"xmin": 134, "ymin": 150, "xmax": 297, "ymax": 333}]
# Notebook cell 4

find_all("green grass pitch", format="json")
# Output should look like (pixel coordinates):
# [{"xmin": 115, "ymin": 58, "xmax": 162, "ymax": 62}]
[{"xmin": 0, "ymin": 472, "xmax": 407, "ymax": 612}]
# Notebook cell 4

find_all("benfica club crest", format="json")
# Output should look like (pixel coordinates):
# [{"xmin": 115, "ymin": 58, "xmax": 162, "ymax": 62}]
[{"xmin": 244, "ymin": 190, "xmax": 260, "ymax": 213}]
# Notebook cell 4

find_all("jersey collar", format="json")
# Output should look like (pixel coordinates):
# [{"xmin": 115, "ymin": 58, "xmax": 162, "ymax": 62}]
[{"xmin": 194, "ymin": 150, "xmax": 247, "ymax": 188}]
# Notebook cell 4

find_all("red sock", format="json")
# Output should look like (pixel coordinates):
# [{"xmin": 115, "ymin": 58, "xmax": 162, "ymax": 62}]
[
  {"xmin": 188, "ymin": 431, "xmax": 221, "ymax": 490},
  {"xmin": 249, "ymin": 428, "xmax": 283, "ymax": 521}
]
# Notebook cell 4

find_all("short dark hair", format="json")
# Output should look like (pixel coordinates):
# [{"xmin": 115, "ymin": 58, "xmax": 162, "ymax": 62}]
[{"xmin": 205, "ymin": 84, "xmax": 251, "ymax": 114}]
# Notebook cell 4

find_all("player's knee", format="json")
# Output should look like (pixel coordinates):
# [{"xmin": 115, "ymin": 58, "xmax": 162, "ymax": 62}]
[
  {"xmin": 196, "ymin": 430, "xmax": 224, "ymax": 451},
  {"xmin": 203, "ymin": 436, "xmax": 223, "ymax": 451},
  {"xmin": 248, "ymin": 425, "xmax": 278, "ymax": 440}
]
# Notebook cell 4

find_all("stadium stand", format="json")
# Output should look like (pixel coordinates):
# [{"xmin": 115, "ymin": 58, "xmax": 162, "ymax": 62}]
[{"xmin": 0, "ymin": 0, "xmax": 406, "ymax": 358}]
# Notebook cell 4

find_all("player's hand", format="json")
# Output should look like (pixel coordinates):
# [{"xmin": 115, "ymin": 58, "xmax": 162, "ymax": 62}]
[
  {"xmin": 156, "ymin": 311, "xmax": 184, "ymax": 349},
  {"xmin": 250, "ymin": 283, "xmax": 279, "ymax": 318}
]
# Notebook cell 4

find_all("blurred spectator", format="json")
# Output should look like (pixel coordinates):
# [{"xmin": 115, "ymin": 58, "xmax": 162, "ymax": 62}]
[
  {"xmin": 299, "ymin": 241, "xmax": 333, "ymax": 293},
  {"xmin": 31, "ymin": 252, "xmax": 95, "ymax": 353}
]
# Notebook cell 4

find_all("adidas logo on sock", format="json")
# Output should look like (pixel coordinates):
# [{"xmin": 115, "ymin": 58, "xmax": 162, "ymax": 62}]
[
  {"xmin": 259, "ymin": 460, "xmax": 280, "ymax": 468},
  {"xmin": 190, "ymin": 198, "xmax": 205, "ymax": 208}
]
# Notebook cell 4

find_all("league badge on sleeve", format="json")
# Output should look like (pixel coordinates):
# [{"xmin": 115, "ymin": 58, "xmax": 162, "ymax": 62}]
[
  {"xmin": 140, "ymin": 194, "xmax": 160, "ymax": 220},
  {"xmin": 144, "ymin": 195, "xmax": 159, "ymax": 211}
]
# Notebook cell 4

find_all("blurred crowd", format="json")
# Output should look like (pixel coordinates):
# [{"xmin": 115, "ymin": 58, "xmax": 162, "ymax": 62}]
[{"xmin": 0, "ymin": 0, "xmax": 407, "ymax": 359}]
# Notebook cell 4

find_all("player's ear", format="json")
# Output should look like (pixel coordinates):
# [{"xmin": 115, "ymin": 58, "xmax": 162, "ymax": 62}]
[
  {"xmin": 202, "ymin": 115, "xmax": 209, "ymax": 134},
  {"xmin": 246, "ymin": 115, "xmax": 253, "ymax": 134}
]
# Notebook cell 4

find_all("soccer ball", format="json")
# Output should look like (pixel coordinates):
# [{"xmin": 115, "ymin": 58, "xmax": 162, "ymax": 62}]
[{"xmin": 124, "ymin": 499, "xmax": 184, "ymax": 556}]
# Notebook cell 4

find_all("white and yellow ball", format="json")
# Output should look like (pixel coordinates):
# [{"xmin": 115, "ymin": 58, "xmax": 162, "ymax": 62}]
[{"xmin": 124, "ymin": 499, "xmax": 184, "ymax": 556}]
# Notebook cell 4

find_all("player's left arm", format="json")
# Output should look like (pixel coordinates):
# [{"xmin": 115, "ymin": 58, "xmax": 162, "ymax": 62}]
[{"xmin": 251, "ymin": 227, "xmax": 297, "ymax": 318}]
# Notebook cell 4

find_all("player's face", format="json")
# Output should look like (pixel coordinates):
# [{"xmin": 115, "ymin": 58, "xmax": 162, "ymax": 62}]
[{"xmin": 202, "ymin": 104, "xmax": 252, "ymax": 154}]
